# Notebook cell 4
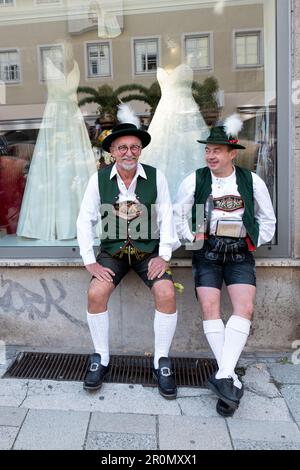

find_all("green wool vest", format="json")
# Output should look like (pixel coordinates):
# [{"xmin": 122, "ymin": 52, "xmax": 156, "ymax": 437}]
[
  {"xmin": 192, "ymin": 165, "xmax": 259, "ymax": 247},
  {"xmin": 98, "ymin": 164, "xmax": 159, "ymax": 255}
]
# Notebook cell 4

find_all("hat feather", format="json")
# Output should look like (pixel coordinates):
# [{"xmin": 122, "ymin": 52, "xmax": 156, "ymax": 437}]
[
  {"xmin": 224, "ymin": 113, "xmax": 243, "ymax": 137},
  {"xmin": 117, "ymin": 103, "xmax": 140, "ymax": 128}
]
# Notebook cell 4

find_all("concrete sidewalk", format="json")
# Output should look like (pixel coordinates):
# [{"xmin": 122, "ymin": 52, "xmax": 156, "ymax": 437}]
[{"xmin": 0, "ymin": 349, "xmax": 300, "ymax": 450}]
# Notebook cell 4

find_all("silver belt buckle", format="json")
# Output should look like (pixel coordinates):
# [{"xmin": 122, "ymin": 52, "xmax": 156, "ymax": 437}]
[{"xmin": 216, "ymin": 220, "xmax": 244, "ymax": 238}]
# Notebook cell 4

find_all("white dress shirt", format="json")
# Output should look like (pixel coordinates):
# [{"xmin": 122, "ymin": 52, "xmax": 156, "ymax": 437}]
[
  {"xmin": 174, "ymin": 167, "xmax": 276, "ymax": 247},
  {"xmin": 77, "ymin": 163, "xmax": 180, "ymax": 265}
]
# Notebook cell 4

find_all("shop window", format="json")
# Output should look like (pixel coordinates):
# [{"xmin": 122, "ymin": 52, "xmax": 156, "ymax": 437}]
[{"xmin": 0, "ymin": 0, "xmax": 289, "ymax": 258}]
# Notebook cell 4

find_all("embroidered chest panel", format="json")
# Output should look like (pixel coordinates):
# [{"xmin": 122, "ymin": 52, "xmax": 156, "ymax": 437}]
[
  {"xmin": 113, "ymin": 200, "xmax": 143, "ymax": 220},
  {"xmin": 213, "ymin": 195, "xmax": 244, "ymax": 212}
]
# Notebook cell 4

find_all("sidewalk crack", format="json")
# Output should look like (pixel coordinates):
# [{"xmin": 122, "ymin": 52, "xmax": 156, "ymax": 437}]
[
  {"xmin": 244, "ymin": 385, "xmax": 281, "ymax": 399},
  {"xmin": 18, "ymin": 380, "xmax": 30, "ymax": 407}
]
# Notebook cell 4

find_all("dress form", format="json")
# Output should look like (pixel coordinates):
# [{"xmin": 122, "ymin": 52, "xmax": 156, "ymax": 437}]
[
  {"xmin": 17, "ymin": 56, "xmax": 97, "ymax": 240},
  {"xmin": 141, "ymin": 63, "xmax": 209, "ymax": 200}
]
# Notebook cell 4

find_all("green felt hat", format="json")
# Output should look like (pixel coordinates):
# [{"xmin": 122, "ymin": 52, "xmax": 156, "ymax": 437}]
[{"xmin": 197, "ymin": 114, "xmax": 246, "ymax": 149}]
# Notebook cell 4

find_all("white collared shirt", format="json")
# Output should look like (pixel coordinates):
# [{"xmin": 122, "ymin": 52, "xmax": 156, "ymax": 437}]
[
  {"xmin": 77, "ymin": 163, "xmax": 180, "ymax": 265},
  {"xmin": 174, "ymin": 167, "xmax": 276, "ymax": 247}
]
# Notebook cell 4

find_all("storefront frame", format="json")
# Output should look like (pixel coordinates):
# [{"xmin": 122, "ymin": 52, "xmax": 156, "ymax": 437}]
[{"xmin": 0, "ymin": 0, "xmax": 292, "ymax": 261}]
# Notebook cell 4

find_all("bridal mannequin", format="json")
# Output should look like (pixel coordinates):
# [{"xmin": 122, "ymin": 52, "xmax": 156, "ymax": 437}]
[
  {"xmin": 141, "ymin": 63, "xmax": 209, "ymax": 200},
  {"xmin": 17, "ymin": 41, "xmax": 97, "ymax": 240}
]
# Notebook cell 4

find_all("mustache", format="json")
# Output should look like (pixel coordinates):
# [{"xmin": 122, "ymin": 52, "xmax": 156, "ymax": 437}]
[{"xmin": 121, "ymin": 156, "xmax": 138, "ymax": 160}]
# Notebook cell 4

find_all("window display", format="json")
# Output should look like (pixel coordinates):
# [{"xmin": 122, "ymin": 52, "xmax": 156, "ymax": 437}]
[{"xmin": 0, "ymin": 0, "xmax": 279, "ymax": 255}]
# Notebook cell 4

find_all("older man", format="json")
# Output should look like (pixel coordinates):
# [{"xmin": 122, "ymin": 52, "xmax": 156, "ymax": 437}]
[
  {"xmin": 77, "ymin": 115, "xmax": 180, "ymax": 400},
  {"xmin": 175, "ymin": 115, "xmax": 276, "ymax": 416}
]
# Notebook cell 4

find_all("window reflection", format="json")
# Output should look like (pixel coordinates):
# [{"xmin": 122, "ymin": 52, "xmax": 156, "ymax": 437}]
[{"xmin": 0, "ymin": 0, "xmax": 277, "ymax": 250}]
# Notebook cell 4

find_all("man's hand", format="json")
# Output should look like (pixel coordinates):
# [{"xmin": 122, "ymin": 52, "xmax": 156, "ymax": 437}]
[
  {"xmin": 147, "ymin": 256, "xmax": 168, "ymax": 281},
  {"xmin": 85, "ymin": 263, "xmax": 115, "ymax": 282}
]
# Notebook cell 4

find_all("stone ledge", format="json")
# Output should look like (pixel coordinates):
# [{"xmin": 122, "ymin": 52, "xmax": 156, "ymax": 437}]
[{"xmin": 0, "ymin": 258, "xmax": 300, "ymax": 268}]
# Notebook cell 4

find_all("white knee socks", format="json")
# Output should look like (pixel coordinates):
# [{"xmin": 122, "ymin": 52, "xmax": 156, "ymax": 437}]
[
  {"xmin": 87, "ymin": 311, "xmax": 110, "ymax": 366},
  {"xmin": 154, "ymin": 310, "xmax": 178, "ymax": 369},
  {"xmin": 203, "ymin": 319, "xmax": 225, "ymax": 368},
  {"xmin": 215, "ymin": 315, "xmax": 251, "ymax": 385}
]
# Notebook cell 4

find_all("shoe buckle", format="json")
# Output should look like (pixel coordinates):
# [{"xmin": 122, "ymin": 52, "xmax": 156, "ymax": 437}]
[
  {"xmin": 160, "ymin": 366, "xmax": 171, "ymax": 377},
  {"xmin": 90, "ymin": 362, "xmax": 99, "ymax": 372}
]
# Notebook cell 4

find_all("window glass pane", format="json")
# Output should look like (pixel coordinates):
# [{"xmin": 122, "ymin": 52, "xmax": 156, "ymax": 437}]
[
  {"xmin": 0, "ymin": 49, "xmax": 19, "ymax": 82},
  {"xmin": 40, "ymin": 45, "xmax": 64, "ymax": 80},
  {"xmin": 236, "ymin": 32, "xmax": 261, "ymax": 66},
  {"xmin": 247, "ymin": 36, "xmax": 258, "ymax": 47},
  {"xmin": 0, "ymin": 0, "xmax": 278, "ymax": 256},
  {"xmin": 134, "ymin": 39, "xmax": 158, "ymax": 73},
  {"xmin": 185, "ymin": 36, "xmax": 210, "ymax": 69},
  {"xmin": 87, "ymin": 43, "xmax": 110, "ymax": 77}
]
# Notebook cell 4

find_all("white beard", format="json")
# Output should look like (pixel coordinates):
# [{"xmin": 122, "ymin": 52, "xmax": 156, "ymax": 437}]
[{"xmin": 120, "ymin": 161, "xmax": 137, "ymax": 171}]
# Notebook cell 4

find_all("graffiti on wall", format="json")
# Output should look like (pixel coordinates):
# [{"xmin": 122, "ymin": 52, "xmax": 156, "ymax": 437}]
[{"xmin": 0, "ymin": 275, "xmax": 86, "ymax": 328}]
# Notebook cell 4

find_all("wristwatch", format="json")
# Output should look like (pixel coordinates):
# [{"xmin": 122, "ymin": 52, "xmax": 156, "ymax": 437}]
[{"xmin": 160, "ymin": 255, "xmax": 171, "ymax": 262}]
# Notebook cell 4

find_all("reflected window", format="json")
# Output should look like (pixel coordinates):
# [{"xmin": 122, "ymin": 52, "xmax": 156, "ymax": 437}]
[
  {"xmin": 234, "ymin": 30, "xmax": 263, "ymax": 68},
  {"xmin": 0, "ymin": 49, "xmax": 20, "ymax": 82},
  {"xmin": 133, "ymin": 38, "xmax": 159, "ymax": 74},
  {"xmin": 87, "ymin": 42, "xmax": 111, "ymax": 77},
  {"xmin": 0, "ymin": 0, "xmax": 14, "ymax": 5},
  {"xmin": 39, "ymin": 45, "xmax": 64, "ymax": 80},
  {"xmin": 184, "ymin": 34, "xmax": 212, "ymax": 70}
]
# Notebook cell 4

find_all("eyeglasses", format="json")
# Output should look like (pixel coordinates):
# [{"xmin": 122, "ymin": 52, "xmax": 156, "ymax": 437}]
[{"xmin": 110, "ymin": 144, "xmax": 142, "ymax": 155}]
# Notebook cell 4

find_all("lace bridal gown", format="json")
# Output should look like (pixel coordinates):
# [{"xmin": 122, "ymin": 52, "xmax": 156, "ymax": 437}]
[
  {"xmin": 17, "ymin": 59, "xmax": 97, "ymax": 240},
  {"xmin": 141, "ymin": 63, "xmax": 209, "ymax": 200}
]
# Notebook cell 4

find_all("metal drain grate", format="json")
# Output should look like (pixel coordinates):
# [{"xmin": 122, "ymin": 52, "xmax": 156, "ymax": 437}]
[{"xmin": 3, "ymin": 352, "xmax": 217, "ymax": 387}]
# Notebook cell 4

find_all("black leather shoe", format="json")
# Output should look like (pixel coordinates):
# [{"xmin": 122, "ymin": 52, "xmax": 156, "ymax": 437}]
[
  {"xmin": 207, "ymin": 374, "xmax": 244, "ymax": 409},
  {"xmin": 83, "ymin": 353, "xmax": 109, "ymax": 391},
  {"xmin": 216, "ymin": 399, "xmax": 236, "ymax": 417},
  {"xmin": 153, "ymin": 357, "xmax": 177, "ymax": 400}
]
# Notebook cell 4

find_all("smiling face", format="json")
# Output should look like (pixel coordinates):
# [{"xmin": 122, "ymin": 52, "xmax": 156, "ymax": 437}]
[
  {"xmin": 204, "ymin": 143, "xmax": 237, "ymax": 177},
  {"xmin": 110, "ymin": 135, "xmax": 142, "ymax": 173}
]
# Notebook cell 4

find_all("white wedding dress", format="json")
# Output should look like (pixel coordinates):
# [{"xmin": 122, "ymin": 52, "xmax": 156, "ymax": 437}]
[
  {"xmin": 17, "ymin": 59, "xmax": 97, "ymax": 240},
  {"xmin": 141, "ymin": 63, "xmax": 209, "ymax": 200}
]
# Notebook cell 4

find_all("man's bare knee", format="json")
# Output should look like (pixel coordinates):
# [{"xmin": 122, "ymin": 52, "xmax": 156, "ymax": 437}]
[
  {"xmin": 201, "ymin": 298, "xmax": 219, "ymax": 313},
  {"xmin": 197, "ymin": 287, "xmax": 221, "ymax": 319},
  {"xmin": 200, "ymin": 301, "xmax": 221, "ymax": 319},
  {"xmin": 236, "ymin": 302, "xmax": 254, "ymax": 319},
  {"xmin": 154, "ymin": 284, "xmax": 175, "ymax": 304},
  {"xmin": 88, "ymin": 280, "xmax": 113, "ymax": 312},
  {"xmin": 152, "ymin": 281, "xmax": 176, "ymax": 313}
]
